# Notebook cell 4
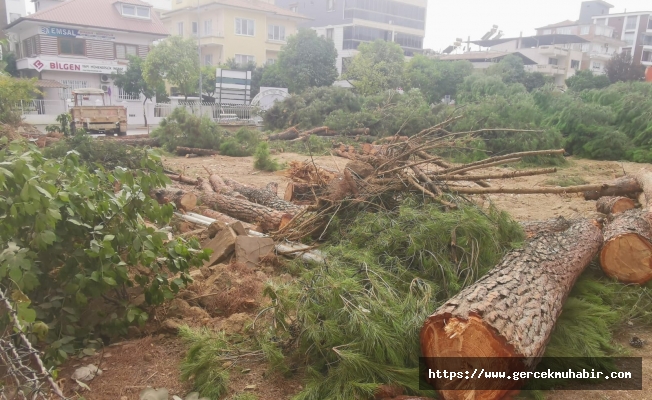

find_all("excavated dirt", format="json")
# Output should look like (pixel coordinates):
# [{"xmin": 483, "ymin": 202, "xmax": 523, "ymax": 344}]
[{"xmin": 56, "ymin": 153, "xmax": 652, "ymax": 399}]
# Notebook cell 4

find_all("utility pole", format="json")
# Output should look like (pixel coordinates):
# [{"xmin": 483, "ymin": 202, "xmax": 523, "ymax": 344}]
[{"xmin": 197, "ymin": 0, "xmax": 202, "ymax": 117}]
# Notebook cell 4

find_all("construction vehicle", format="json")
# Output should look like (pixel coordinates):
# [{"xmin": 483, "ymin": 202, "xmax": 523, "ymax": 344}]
[{"xmin": 70, "ymin": 88, "xmax": 127, "ymax": 136}]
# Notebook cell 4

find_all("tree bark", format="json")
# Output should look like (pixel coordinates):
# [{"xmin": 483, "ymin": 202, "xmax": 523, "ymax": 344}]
[
  {"xmin": 519, "ymin": 216, "xmax": 573, "ymax": 239},
  {"xmin": 449, "ymin": 181, "xmax": 640, "ymax": 196},
  {"xmin": 222, "ymin": 177, "xmax": 304, "ymax": 213},
  {"xmin": 269, "ymin": 127, "xmax": 299, "ymax": 141},
  {"xmin": 583, "ymin": 176, "xmax": 641, "ymax": 200},
  {"xmin": 440, "ymin": 168, "xmax": 557, "ymax": 182},
  {"xmin": 634, "ymin": 169, "xmax": 652, "ymax": 212},
  {"xmin": 301, "ymin": 126, "xmax": 330, "ymax": 136},
  {"xmin": 420, "ymin": 219, "xmax": 603, "ymax": 400},
  {"xmin": 197, "ymin": 190, "xmax": 293, "ymax": 232},
  {"xmin": 151, "ymin": 189, "xmax": 197, "ymax": 211},
  {"xmin": 196, "ymin": 207, "xmax": 257, "ymax": 232},
  {"xmin": 600, "ymin": 209, "xmax": 652, "ymax": 284},
  {"xmin": 596, "ymin": 196, "xmax": 636, "ymax": 215},
  {"xmin": 345, "ymin": 128, "xmax": 370, "ymax": 136},
  {"xmin": 175, "ymin": 147, "xmax": 218, "ymax": 156},
  {"xmin": 107, "ymin": 138, "xmax": 159, "ymax": 146},
  {"xmin": 166, "ymin": 173, "xmax": 199, "ymax": 186}
]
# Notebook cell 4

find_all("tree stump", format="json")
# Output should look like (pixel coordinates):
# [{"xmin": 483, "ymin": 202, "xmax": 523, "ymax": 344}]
[
  {"xmin": 600, "ymin": 209, "xmax": 652, "ymax": 284},
  {"xmin": 420, "ymin": 219, "xmax": 603, "ymax": 400},
  {"xmin": 596, "ymin": 196, "xmax": 636, "ymax": 215},
  {"xmin": 583, "ymin": 176, "xmax": 641, "ymax": 200}
]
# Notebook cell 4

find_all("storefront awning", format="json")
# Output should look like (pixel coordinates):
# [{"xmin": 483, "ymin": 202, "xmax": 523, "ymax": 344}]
[{"xmin": 35, "ymin": 79, "xmax": 68, "ymax": 88}]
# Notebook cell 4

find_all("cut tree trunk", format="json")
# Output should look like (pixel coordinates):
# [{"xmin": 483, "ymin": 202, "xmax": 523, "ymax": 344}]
[
  {"xmin": 596, "ymin": 196, "xmax": 636, "ymax": 215},
  {"xmin": 109, "ymin": 138, "xmax": 159, "ymax": 146},
  {"xmin": 195, "ymin": 208, "xmax": 257, "ymax": 232},
  {"xmin": 284, "ymin": 182, "xmax": 325, "ymax": 203},
  {"xmin": 600, "ymin": 209, "xmax": 652, "ymax": 285},
  {"xmin": 152, "ymin": 189, "xmax": 197, "ymax": 211},
  {"xmin": 221, "ymin": 177, "xmax": 304, "ymax": 213},
  {"xmin": 583, "ymin": 176, "xmax": 641, "ymax": 200},
  {"xmin": 345, "ymin": 128, "xmax": 370, "ymax": 136},
  {"xmin": 634, "ymin": 169, "xmax": 652, "ymax": 212},
  {"xmin": 519, "ymin": 216, "xmax": 573, "ymax": 239},
  {"xmin": 301, "ymin": 126, "xmax": 330, "ymax": 136},
  {"xmin": 269, "ymin": 127, "xmax": 299, "ymax": 141},
  {"xmin": 196, "ymin": 190, "xmax": 293, "ymax": 232},
  {"xmin": 420, "ymin": 219, "xmax": 602, "ymax": 400},
  {"xmin": 175, "ymin": 147, "xmax": 218, "ymax": 156},
  {"xmin": 166, "ymin": 174, "xmax": 199, "ymax": 186}
]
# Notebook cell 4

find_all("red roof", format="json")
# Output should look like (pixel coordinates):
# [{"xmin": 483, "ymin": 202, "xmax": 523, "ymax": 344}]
[
  {"xmin": 9, "ymin": 0, "xmax": 169, "ymax": 36},
  {"xmin": 165, "ymin": 0, "xmax": 311, "ymax": 20},
  {"xmin": 536, "ymin": 20, "xmax": 579, "ymax": 30}
]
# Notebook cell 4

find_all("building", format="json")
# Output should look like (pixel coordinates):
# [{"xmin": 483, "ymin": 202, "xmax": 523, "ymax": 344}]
[
  {"xmin": 440, "ymin": 35, "xmax": 585, "ymax": 87},
  {"xmin": 275, "ymin": 0, "xmax": 427, "ymax": 74},
  {"xmin": 5, "ymin": 0, "xmax": 169, "ymax": 126},
  {"xmin": 1, "ymin": 0, "xmax": 27, "ymax": 40},
  {"xmin": 593, "ymin": 11, "xmax": 652, "ymax": 67},
  {"xmin": 32, "ymin": 0, "xmax": 171, "ymax": 18},
  {"xmin": 160, "ymin": 0, "xmax": 309, "ymax": 68}
]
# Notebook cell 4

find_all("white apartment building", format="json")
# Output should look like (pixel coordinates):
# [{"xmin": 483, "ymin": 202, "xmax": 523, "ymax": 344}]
[{"xmin": 1, "ymin": 0, "xmax": 27, "ymax": 41}]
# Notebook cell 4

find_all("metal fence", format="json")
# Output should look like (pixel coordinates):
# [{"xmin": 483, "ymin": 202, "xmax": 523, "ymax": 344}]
[
  {"xmin": 14, "ymin": 100, "xmax": 69, "ymax": 116},
  {"xmin": 154, "ymin": 102, "xmax": 257, "ymax": 124}
]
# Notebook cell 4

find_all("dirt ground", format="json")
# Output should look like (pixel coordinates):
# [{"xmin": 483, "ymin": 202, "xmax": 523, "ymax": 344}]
[{"xmin": 57, "ymin": 153, "xmax": 651, "ymax": 399}]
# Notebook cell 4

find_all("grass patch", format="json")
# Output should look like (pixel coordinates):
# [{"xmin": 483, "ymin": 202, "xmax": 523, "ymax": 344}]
[{"xmin": 544, "ymin": 175, "xmax": 589, "ymax": 187}]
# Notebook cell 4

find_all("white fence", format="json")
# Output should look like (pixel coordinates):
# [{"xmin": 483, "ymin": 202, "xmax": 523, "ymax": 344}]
[
  {"xmin": 153, "ymin": 102, "xmax": 257, "ymax": 124},
  {"xmin": 15, "ymin": 100, "xmax": 69, "ymax": 116}
]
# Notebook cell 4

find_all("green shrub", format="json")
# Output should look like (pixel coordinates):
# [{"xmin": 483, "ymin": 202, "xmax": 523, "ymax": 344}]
[
  {"xmin": 151, "ymin": 107, "xmax": 224, "ymax": 151},
  {"xmin": 219, "ymin": 127, "xmax": 261, "ymax": 157},
  {"xmin": 43, "ymin": 133, "xmax": 148, "ymax": 170},
  {"xmin": 253, "ymin": 142, "xmax": 281, "ymax": 171},
  {"xmin": 263, "ymin": 86, "xmax": 362, "ymax": 130}
]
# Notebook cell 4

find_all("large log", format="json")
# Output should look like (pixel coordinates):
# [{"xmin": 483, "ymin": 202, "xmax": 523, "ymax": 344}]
[
  {"xmin": 269, "ymin": 127, "xmax": 299, "ymax": 141},
  {"xmin": 222, "ymin": 177, "xmax": 304, "ymax": 213},
  {"xmin": 519, "ymin": 216, "xmax": 573, "ymax": 239},
  {"xmin": 596, "ymin": 196, "xmax": 636, "ymax": 215},
  {"xmin": 634, "ymin": 169, "xmax": 652, "ymax": 212},
  {"xmin": 175, "ymin": 147, "xmax": 218, "ymax": 156},
  {"xmin": 195, "ymin": 208, "xmax": 257, "ymax": 232},
  {"xmin": 166, "ymin": 173, "xmax": 199, "ymax": 186},
  {"xmin": 152, "ymin": 189, "xmax": 197, "ymax": 211},
  {"xmin": 110, "ymin": 138, "xmax": 159, "ymax": 146},
  {"xmin": 420, "ymin": 219, "xmax": 603, "ymax": 399},
  {"xmin": 600, "ymin": 209, "xmax": 652, "ymax": 284},
  {"xmin": 583, "ymin": 176, "xmax": 641, "ymax": 200}
]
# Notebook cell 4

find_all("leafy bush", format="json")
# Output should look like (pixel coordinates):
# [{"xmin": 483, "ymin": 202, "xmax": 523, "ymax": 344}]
[
  {"xmin": 263, "ymin": 87, "xmax": 362, "ymax": 130},
  {"xmin": 253, "ymin": 142, "xmax": 281, "ymax": 171},
  {"xmin": 151, "ymin": 107, "xmax": 224, "ymax": 151},
  {"xmin": 0, "ymin": 75, "xmax": 38, "ymax": 125},
  {"xmin": 43, "ymin": 133, "xmax": 148, "ymax": 170},
  {"xmin": 0, "ymin": 141, "xmax": 208, "ymax": 365},
  {"xmin": 219, "ymin": 127, "xmax": 261, "ymax": 157}
]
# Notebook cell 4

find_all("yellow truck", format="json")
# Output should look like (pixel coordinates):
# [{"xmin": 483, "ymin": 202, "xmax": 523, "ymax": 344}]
[{"xmin": 70, "ymin": 88, "xmax": 127, "ymax": 136}]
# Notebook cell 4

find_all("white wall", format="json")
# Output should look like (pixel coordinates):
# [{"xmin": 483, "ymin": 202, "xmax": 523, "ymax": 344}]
[{"xmin": 5, "ymin": 0, "xmax": 26, "ymax": 23}]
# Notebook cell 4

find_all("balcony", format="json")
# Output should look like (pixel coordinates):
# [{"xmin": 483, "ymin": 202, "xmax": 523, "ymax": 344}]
[
  {"xmin": 538, "ymin": 46, "xmax": 569, "ymax": 57},
  {"xmin": 536, "ymin": 64, "xmax": 567, "ymax": 75}
]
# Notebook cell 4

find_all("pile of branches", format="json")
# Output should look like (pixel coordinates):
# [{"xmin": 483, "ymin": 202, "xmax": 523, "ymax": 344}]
[{"xmin": 277, "ymin": 115, "xmax": 639, "ymax": 241}]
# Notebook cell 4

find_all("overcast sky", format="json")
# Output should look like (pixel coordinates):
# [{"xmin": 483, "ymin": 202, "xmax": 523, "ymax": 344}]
[
  {"xmin": 24, "ymin": 0, "xmax": 652, "ymax": 52},
  {"xmin": 424, "ymin": 0, "xmax": 652, "ymax": 52}
]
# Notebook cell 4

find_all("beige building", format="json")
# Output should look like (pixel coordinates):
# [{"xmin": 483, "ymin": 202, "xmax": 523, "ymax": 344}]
[{"xmin": 161, "ymin": 0, "xmax": 309, "ymax": 67}]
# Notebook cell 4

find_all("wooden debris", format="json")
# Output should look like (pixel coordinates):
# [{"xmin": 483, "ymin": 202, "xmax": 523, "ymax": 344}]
[
  {"xmin": 203, "ymin": 227, "xmax": 238, "ymax": 267},
  {"xmin": 235, "ymin": 236, "xmax": 275, "ymax": 268},
  {"xmin": 420, "ymin": 219, "xmax": 603, "ymax": 399},
  {"xmin": 176, "ymin": 147, "xmax": 218, "ymax": 156},
  {"xmin": 269, "ymin": 127, "xmax": 299, "ymax": 141},
  {"xmin": 596, "ymin": 196, "xmax": 636, "ymax": 215}
]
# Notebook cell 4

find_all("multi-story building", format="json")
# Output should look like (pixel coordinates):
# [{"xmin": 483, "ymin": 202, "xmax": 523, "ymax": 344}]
[
  {"xmin": 440, "ymin": 35, "xmax": 585, "ymax": 87},
  {"xmin": 1, "ymin": 0, "xmax": 27, "ymax": 40},
  {"xmin": 275, "ymin": 0, "xmax": 427, "ymax": 74},
  {"xmin": 160, "ymin": 0, "xmax": 309, "ymax": 67},
  {"xmin": 5, "ymin": 0, "xmax": 169, "ymax": 125},
  {"xmin": 593, "ymin": 11, "xmax": 652, "ymax": 67},
  {"xmin": 32, "ymin": 0, "xmax": 171, "ymax": 19},
  {"xmin": 535, "ymin": 2, "xmax": 627, "ymax": 74}
]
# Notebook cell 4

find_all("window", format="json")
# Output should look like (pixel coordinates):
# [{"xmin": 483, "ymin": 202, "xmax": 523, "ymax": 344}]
[
  {"xmin": 122, "ymin": 4, "xmax": 150, "ymax": 19},
  {"xmin": 648, "ymin": 18, "xmax": 652, "ymax": 30},
  {"xmin": 235, "ymin": 18, "xmax": 255, "ymax": 36},
  {"xmin": 595, "ymin": 18, "xmax": 606, "ymax": 25},
  {"xmin": 60, "ymin": 80, "xmax": 88, "ymax": 100},
  {"xmin": 266, "ymin": 58, "xmax": 276, "ymax": 65},
  {"xmin": 580, "ymin": 43, "xmax": 590, "ymax": 52},
  {"xmin": 235, "ymin": 54, "xmax": 255, "ymax": 66},
  {"xmin": 327, "ymin": 0, "xmax": 335, "ymax": 11},
  {"xmin": 289, "ymin": 3, "xmax": 298, "ymax": 13},
  {"xmin": 571, "ymin": 60, "xmax": 580, "ymax": 69},
  {"xmin": 192, "ymin": 21, "xmax": 198, "ymax": 36},
  {"xmin": 625, "ymin": 16, "xmax": 637, "ymax": 31},
  {"xmin": 642, "ymin": 51, "xmax": 652, "ymax": 63},
  {"xmin": 591, "ymin": 61, "xmax": 602, "ymax": 70},
  {"xmin": 204, "ymin": 54, "xmax": 213, "ymax": 66},
  {"xmin": 9, "ymin": 13, "xmax": 20, "ymax": 22},
  {"xmin": 644, "ymin": 34, "xmax": 652, "ymax": 46},
  {"xmin": 548, "ymin": 58, "xmax": 558, "ymax": 66},
  {"xmin": 557, "ymin": 27, "xmax": 571, "ymax": 34},
  {"xmin": 623, "ymin": 32, "xmax": 635, "ymax": 46},
  {"xmin": 580, "ymin": 25, "xmax": 590, "ymax": 35},
  {"xmin": 115, "ymin": 44, "xmax": 137, "ymax": 59},
  {"xmin": 22, "ymin": 36, "xmax": 37, "ymax": 57},
  {"xmin": 543, "ymin": 29, "xmax": 552, "ymax": 35},
  {"xmin": 268, "ymin": 25, "xmax": 286, "ymax": 41},
  {"xmin": 204, "ymin": 20, "xmax": 212, "ymax": 36},
  {"xmin": 326, "ymin": 28, "xmax": 334, "ymax": 40},
  {"xmin": 178, "ymin": 22, "xmax": 184, "ymax": 36},
  {"xmin": 59, "ymin": 38, "xmax": 85, "ymax": 56}
]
